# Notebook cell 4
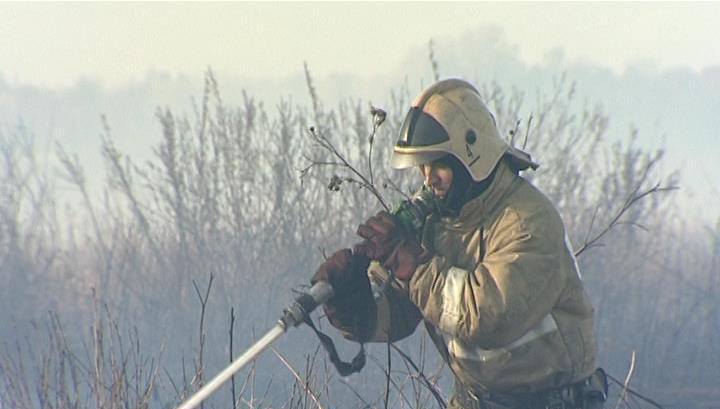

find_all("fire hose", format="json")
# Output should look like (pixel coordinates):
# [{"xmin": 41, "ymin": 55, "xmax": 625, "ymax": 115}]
[
  {"xmin": 176, "ymin": 281, "xmax": 333, "ymax": 409},
  {"xmin": 176, "ymin": 187, "xmax": 438, "ymax": 409}
]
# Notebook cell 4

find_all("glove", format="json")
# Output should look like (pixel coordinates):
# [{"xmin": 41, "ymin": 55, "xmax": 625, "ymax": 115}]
[
  {"xmin": 356, "ymin": 211, "xmax": 432, "ymax": 281},
  {"xmin": 354, "ymin": 211, "xmax": 402, "ymax": 261},
  {"xmin": 311, "ymin": 248, "xmax": 375, "ymax": 341}
]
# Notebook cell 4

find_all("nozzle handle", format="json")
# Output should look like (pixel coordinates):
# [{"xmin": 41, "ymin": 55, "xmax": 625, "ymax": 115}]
[
  {"xmin": 308, "ymin": 280, "xmax": 334, "ymax": 304},
  {"xmin": 280, "ymin": 281, "xmax": 334, "ymax": 328}
]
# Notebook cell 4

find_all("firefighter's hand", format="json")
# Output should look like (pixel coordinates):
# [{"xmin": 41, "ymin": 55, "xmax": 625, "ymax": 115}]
[
  {"xmin": 384, "ymin": 238, "xmax": 431, "ymax": 281},
  {"xmin": 355, "ymin": 211, "xmax": 403, "ymax": 262},
  {"xmin": 355, "ymin": 212, "xmax": 431, "ymax": 281},
  {"xmin": 311, "ymin": 248, "xmax": 375, "ymax": 341}
]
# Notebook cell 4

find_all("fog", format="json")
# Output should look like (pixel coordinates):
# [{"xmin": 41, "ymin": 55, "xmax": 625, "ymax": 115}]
[
  {"xmin": 1, "ymin": 25, "xmax": 719, "ymax": 409},
  {"xmin": 1, "ymin": 27, "xmax": 717, "ymax": 223}
]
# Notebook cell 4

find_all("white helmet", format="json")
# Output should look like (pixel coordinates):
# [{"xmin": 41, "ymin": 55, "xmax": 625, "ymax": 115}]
[{"xmin": 391, "ymin": 78, "xmax": 538, "ymax": 181}]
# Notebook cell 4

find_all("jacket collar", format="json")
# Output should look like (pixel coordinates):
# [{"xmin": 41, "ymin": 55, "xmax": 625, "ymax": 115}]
[{"xmin": 442, "ymin": 159, "xmax": 519, "ymax": 229}]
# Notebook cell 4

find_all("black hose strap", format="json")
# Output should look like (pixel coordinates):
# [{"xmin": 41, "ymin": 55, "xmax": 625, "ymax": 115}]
[{"xmin": 303, "ymin": 315, "xmax": 366, "ymax": 377}]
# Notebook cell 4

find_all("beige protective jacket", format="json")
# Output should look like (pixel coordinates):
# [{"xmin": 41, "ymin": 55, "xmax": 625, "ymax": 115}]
[{"xmin": 361, "ymin": 159, "xmax": 597, "ymax": 394}]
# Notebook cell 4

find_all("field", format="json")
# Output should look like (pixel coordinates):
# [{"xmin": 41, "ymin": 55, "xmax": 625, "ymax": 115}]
[{"xmin": 1, "ymin": 70, "xmax": 717, "ymax": 409}]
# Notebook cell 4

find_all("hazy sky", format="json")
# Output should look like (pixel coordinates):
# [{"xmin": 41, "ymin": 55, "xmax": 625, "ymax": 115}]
[
  {"xmin": 1, "ymin": 2, "xmax": 718, "ymax": 224},
  {"xmin": 2, "ymin": 2, "xmax": 720, "ymax": 88}
]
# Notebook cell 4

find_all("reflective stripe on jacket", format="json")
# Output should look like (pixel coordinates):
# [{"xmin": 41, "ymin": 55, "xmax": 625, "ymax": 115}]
[{"xmin": 368, "ymin": 159, "xmax": 597, "ymax": 393}]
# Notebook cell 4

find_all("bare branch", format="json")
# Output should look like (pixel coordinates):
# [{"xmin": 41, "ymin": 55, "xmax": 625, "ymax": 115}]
[
  {"xmin": 191, "ymin": 273, "xmax": 214, "ymax": 406},
  {"xmin": 390, "ymin": 344, "xmax": 447, "ymax": 409},
  {"xmin": 576, "ymin": 183, "xmax": 678, "ymax": 257},
  {"xmin": 428, "ymin": 39, "xmax": 441, "ymax": 82},
  {"xmin": 607, "ymin": 368, "xmax": 666, "ymax": 409},
  {"xmin": 301, "ymin": 117, "xmax": 390, "ymax": 211},
  {"xmin": 271, "ymin": 347, "xmax": 325, "ymax": 409},
  {"xmin": 614, "ymin": 351, "xmax": 636, "ymax": 409}
]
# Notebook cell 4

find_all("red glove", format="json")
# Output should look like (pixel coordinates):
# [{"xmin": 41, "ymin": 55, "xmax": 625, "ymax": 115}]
[
  {"xmin": 354, "ymin": 211, "xmax": 401, "ymax": 261},
  {"xmin": 311, "ymin": 248, "xmax": 375, "ymax": 341},
  {"xmin": 355, "ymin": 211, "xmax": 431, "ymax": 281}
]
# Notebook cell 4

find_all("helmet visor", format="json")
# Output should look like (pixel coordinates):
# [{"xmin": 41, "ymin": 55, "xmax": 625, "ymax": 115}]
[
  {"xmin": 391, "ymin": 107, "xmax": 451, "ymax": 169},
  {"xmin": 396, "ymin": 107, "xmax": 449, "ymax": 147}
]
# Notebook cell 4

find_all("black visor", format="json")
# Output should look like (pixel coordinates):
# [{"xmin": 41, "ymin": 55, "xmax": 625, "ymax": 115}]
[{"xmin": 396, "ymin": 107, "xmax": 449, "ymax": 147}]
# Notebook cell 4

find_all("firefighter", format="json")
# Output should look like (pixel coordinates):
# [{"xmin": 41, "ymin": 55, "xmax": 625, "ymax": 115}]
[{"xmin": 312, "ymin": 79, "xmax": 607, "ymax": 409}]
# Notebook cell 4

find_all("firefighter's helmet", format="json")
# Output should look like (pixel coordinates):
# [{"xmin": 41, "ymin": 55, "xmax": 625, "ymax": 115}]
[{"xmin": 391, "ymin": 78, "xmax": 538, "ymax": 181}]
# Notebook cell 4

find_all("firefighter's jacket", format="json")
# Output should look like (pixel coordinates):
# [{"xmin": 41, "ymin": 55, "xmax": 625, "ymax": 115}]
[{"xmin": 358, "ymin": 159, "xmax": 597, "ymax": 393}]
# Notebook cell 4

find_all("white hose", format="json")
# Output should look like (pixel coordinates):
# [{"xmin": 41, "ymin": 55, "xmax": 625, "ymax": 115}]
[
  {"xmin": 176, "ymin": 281, "xmax": 334, "ymax": 409},
  {"xmin": 177, "ymin": 324, "xmax": 285, "ymax": 409}
]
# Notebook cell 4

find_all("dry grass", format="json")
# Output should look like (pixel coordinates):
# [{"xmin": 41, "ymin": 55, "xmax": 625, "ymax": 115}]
[{"xmin": 0, "ymin": 68, "xmax": 715, "ymax": 409}]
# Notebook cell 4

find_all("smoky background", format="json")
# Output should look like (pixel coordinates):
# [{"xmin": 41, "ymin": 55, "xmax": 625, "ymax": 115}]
[{"xmin": 0, "ymin": 61, "xmax": 717, "ymax": 409}]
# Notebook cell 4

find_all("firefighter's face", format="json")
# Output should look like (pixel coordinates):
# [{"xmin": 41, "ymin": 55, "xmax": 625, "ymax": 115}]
[{"xmin": 420, "ymin": 162, "xmax": 454, "ymax": 200}]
